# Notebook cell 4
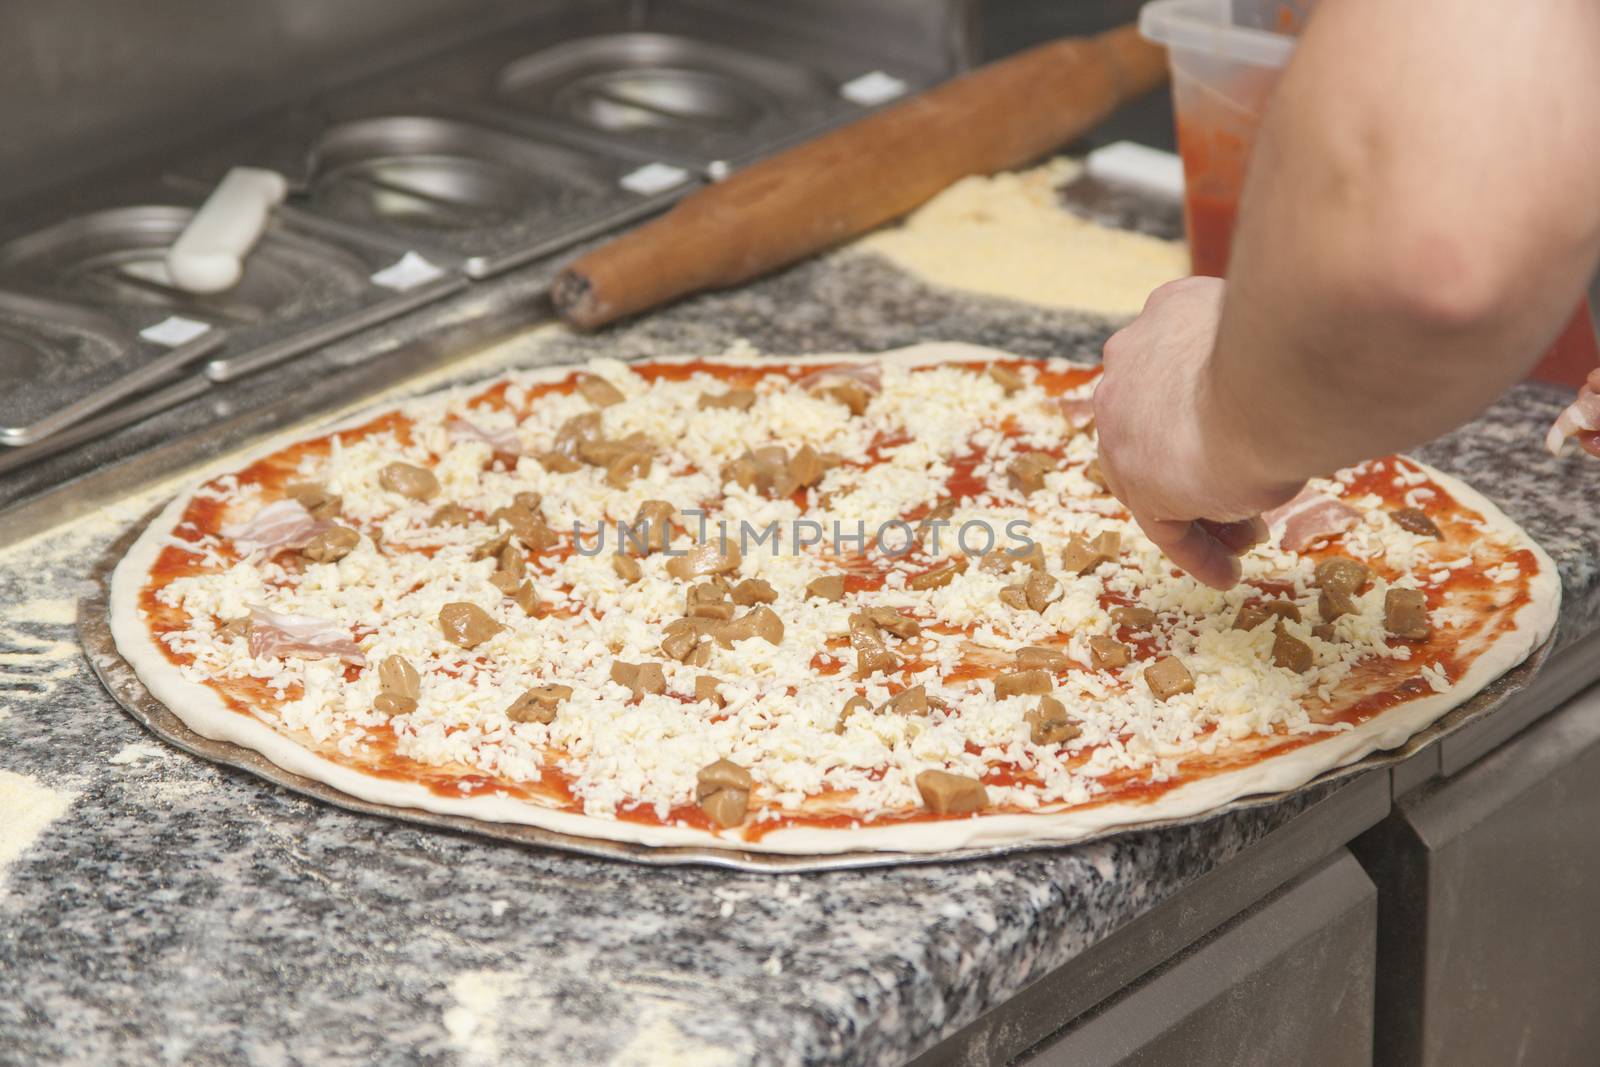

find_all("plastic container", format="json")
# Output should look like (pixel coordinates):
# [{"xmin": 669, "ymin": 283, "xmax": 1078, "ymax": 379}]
[{"xmin": 1140, "ymin": 0, "xmax": 1597, "ymax": 387}]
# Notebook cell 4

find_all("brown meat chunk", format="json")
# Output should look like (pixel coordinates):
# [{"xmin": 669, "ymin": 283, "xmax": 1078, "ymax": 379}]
[
  {"xmin": 666, "ymin": 537, "xmax": 742, "ymax": 580},
  {"xmin": 696, "ymin": 760, "xmax": 753, "ymax": 828},
  {"xmin": 806, "ymin": 575, "xmax": 846, "ymax": 602},
  {"xmin": 1026, "ymin": 695, "xmax": 1081, "ymax": 745},
  {"xmin": 377, "ymin": 655, "xmax": 421, "ymax": 700},
  {"xmin": 1391, "ymin": 508, "xmax": 1442, "ymax": 538},
  {"xmin": 1314, "ymin": 557, "xmax": 1371, "ymax": 595},
  {"xmin": 430, "ymin": 502, "xmax": 470, "ymax": 527},
  {"xmin": 471, "ymin": 531, "xmax": 511, "ymax": 560},
  {"xmin": 490, "ymin": 501, "xmax": 558, "ymax": 550},
  {"xmin": 1061, "ymin": 531, "xmax": 1122, "ymax": 575},
  {"xmin": 285, "ymin": 482, "xmax": 342, "ymax": 520},
  {"xmin": 915, "ymin": 770, "xmax": 989, "ymax": 814},
  {"xmin": 995, "ymin": 669, "xmax": 1052, "ymax": 698},
  {"xmin": 439, "ymin": 602, "xmax": 503, "ymax": 649},
  {"xmin": 1145, "ymin": 656, "xmax": 1195, "ymax": 700},
  {"xmin": 625, "ymin": 500, "xmax": 676, "ymax": 556},
  {"xmin": 505, "ymin": 684, "xmax": 573, "ymax": 724},
  {"xmin": 379, "ymin": 462, "xmax": 439, "ymax": 501},
  {"xmin": 1112, "ymin": 605, "xmax": 1158, "ymax": 630},
  {"xmin": 1006, "ymin": 453, "xmax": 1055, "ymax": 495},
  {"xmin": 1016, "ymin": 646, "xmax": 1069, "ymax": 671},
  {"xmin": 834, "ymin": 694, "xmax": 871, "ymax": 733},
  {"xmin": 1088, "ymin": 636, "xmax": 1130, "ymax": 670},
  {"xmin": 218, "ymin": 616, "xmax": 251, "ymax": 639},
  {"xmin": 496, "ymin": 543, "xmax": 525, "ymax": 580},
  {"xmin": 987, "ymin": 364, "xmax": 1025, "ymax": 394},
  {"xmin": 998, "ymin": 585, "xmax": 1029, "ymax": 610},
  {"xmin": 1271, "ymin": 628, "xmax": 1314, "ymax": 672},
  {"xmin": 1083, "ymin": 458, "xmax": 1110, "ymax": 491},
  {"xmin": 694, "ymin": 675, "xmax": 726, "ymax": 707},
  {"xmin": 848, "ymin": 614, "xmax": 900, "ymax": 679},
  {"xmin": 878, "ymin": 685, "xmax": 929, "ymax": 715},
  {"xmin": 659, "ymin": 620, "xmax": 699, "ymax": 662},
  {"xmin": 553, "ymin": 412, "xmax": 602, "ymax": 457},
  {"xmin": 578, "ymin": 375, "xmax": 625, "ymax": 407},
  {"xmin": 721, "ymin": 606, "xmax": 784, "ymax": 647},
  {"xmin": 731, "ymin": 578, "xmax": 777, "ymax": 606},
  {"xmin": 613, "ymin": 555, "xmax": 642, "ymax": 583},
  {"xmin": 698, "ymin": 388, "xmax": 757, "ymax": 411},
  {"xmin": 1384, "ymin": 588, "xmax": 1431, "ymax": 639},
  {"xmin": 699, "ymin": 788, "xmax": 749, "ymax": 828},
  {"xmin": 373, "ymin": 693, "xmax": 417, "ymax": 717},
  {"xmin": 577, "ymin": 432, "xmax": 653, "ymax": 468},
  {"xmin": 863, "ymin": 607, "xmax": 920, "ymax": 638},
  {"xmin": 1023, "ymin": 570, "xmax": 1062, "ymax": 612},
  {"xmin": 789, "ymin": 445, "xmax": 827, "ymax": 492},
  {"xmin": 508, "ymin": 581, "xmax": 539, "ymax": 617},
  {"xmin": 1318, "ymin": 588, "xmax": 1357, "ymax": 622},
  {"xmin": 604, "ymin": 450, "xmax": 652, "ymax": 489},
  {"xmin": 907, "ymin": 558, "xmax": 965, "ymax": 591},
  {"xmin": 686, "ymin": 582, "xmax": 735, "ymax": 620},
  {"xmin": 815, "ymin": 379, "xmax": 872, "ymax": 416},
  {"xmin": 696, "ymin": 759, "xmax": 754, "ymax": 796},
  {"xmin": 1233, "ymin": 600, "xmax": 1301, "ymax": 631},
  {"xmin": 611, "ymin": 660, "xmax": 667, "ymax": 700},
  {"xmin": 537, "ymin": 451, "xmax": 582, "ymax": 474},
  {"xmin": 302, "ymin": 525, "xmax": 360, "ymax": 564}
]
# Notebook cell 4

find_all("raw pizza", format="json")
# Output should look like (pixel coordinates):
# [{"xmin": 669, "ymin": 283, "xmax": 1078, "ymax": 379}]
[{"xmin": 109, "ymin": 342, "xmax": 1559, "ymax": 854}]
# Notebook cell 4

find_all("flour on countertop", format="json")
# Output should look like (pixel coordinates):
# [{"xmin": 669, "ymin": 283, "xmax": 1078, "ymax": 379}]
[
  {"xmin": 0, "ymin": 771, "xmax": 71, "ymax": 889},
  {"xmin": 613, "ymin": 1005, "xmax": 737, "ymax": 1067},
  {"xmin": 442, "ymin": 970, "xmax": 529, "ymax": 1066},
  {"xmin": 108, "ymin": 743, "xmax": 169, "ymax": 766},
  {"xmin": 855, "ymin": 159, "xmax": 1188, "ymax": 316}
]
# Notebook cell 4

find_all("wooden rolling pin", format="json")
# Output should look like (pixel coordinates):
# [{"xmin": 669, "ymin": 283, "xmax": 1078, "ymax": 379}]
[{"xmin": 552, "ymin": 24, "xmax": 1167, "ymax": 330}]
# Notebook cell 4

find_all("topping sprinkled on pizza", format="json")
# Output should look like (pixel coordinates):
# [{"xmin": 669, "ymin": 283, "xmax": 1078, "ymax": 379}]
[{"xmin": 123, "ymin": 348, "xmax": 1553, "ymax": 848}]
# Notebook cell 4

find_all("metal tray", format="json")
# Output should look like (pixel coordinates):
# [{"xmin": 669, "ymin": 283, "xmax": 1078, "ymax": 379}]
[
  {"xmin": 171, "ymin": 106, "xmax": 698, "ymax": 283},
  {"xmin": 79, "ymin": 505, "xmax": 1556, "ymax": 872},
  {"xmin": 494, "ymin": 31, "xmax": 841, "ymax": 160},
  {"xmin": 0, "ymin": 201, "xmax": 467, "ymax": 384},
  {"xmin": 0, "ymin": 288, "xmax": 221, "ymax": 447}
]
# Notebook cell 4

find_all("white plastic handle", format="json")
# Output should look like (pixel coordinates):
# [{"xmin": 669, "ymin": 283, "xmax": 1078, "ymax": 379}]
[{"xmin": 165, "ymin": 167, "xmax": 288, "ymax": 293}]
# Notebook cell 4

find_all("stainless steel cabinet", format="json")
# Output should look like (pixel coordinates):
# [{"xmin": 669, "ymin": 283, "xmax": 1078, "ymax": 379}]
[
  {"xmin": 1017, "ymin": 850, "xmax": 1376, "ymax": 1067},
  {"xmin": 1355, "ymin": 681, "xmax": 1600, "ymax": 1067}
]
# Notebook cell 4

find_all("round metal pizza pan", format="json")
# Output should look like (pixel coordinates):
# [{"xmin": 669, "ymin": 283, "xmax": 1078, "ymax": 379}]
[{"xmin": 79, "ymin": 506, "xmax": 1554, "ymax": 872}]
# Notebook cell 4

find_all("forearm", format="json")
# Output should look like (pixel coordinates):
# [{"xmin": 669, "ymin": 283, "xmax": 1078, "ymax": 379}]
[{"xmin": 1205, "ymin": 0, "xmax": 1600, "ymax": 489}]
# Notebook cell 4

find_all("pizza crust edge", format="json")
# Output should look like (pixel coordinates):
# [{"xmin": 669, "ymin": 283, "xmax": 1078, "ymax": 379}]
[{"xmin": 106, "ymin": 344, "xmax": 1562, "ymax": 855}]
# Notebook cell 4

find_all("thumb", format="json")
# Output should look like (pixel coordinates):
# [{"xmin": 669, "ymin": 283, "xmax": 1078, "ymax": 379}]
[{"xmin": 1137, "ymin": 516, "xmax": 1243, "ymax": 590}]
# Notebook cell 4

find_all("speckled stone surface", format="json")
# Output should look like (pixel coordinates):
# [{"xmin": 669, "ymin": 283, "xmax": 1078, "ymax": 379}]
[{"xmin": 1, "ymin": 249, "xmax": 1596, "ymax": 1067}]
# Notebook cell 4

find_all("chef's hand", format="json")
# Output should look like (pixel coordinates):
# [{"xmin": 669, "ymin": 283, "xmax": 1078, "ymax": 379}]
[{"xmin": 1093, "ymin": 277, "xmax": 1300, "ymax": 589}]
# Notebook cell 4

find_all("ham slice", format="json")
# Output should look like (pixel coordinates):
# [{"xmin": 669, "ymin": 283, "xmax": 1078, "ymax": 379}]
[
  {"xmin": 248, "ymin": 608, "xmax": 366, "ymax": 666},
  {"xmin": 795, "ymin": 364, "xmax": 882, "ymax": 394},
  {"xmin": 1545, "ymin": 368, "xmax": 1600, "ymax": 458},
  {"xmin": 447, "ymin": 414, "xmax": 523, "ymax": 456},
  {"xmin": 1263, "ymin": 486, "xmax": 1363, "ymax": 552},
  {"xmin": 1058, "ymin": 396, "xmax": 1095, "ymax": 431},
  {"xmin": 223, "ymin": 499, "xmax": 326, "ymax": 557}
]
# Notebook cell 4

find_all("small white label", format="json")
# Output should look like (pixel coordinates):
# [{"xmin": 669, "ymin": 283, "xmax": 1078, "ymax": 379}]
[
  {"xmin": 371, "ymin": 251, "xmax": 446, "ymax": 292},
  {"xmin": 840, "ymin": 71, "xmax": 907, "ymax": 107},
  {"xmin": 1084, "ymin": 141, "xmax": 1186, "ymax": 201},
  {"xmin": 139, "ymin": 316, "xmax": 212, "ymax": 347},
  {"xmin": 619, "ymin": 162, "xmax": 690, "ymax": 196}
]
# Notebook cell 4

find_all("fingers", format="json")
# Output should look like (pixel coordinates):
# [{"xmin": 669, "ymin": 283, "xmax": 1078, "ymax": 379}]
[
  {"xmin": 1199, "ymin": 516, "xmax": 1268, "ymax": 554},
  {"xmin": 1137, "ymin": 516, "xmax": 1244, "ymax": 590}
]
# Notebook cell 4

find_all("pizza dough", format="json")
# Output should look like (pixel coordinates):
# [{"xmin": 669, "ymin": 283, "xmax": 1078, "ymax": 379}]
[
  {"xmin": 108, "ymin": 343, "xmax": 1559, "ymax": 854},
  {"xmin": 853, "ymin": 161, "xmax": 1189, "ymax": 316}
]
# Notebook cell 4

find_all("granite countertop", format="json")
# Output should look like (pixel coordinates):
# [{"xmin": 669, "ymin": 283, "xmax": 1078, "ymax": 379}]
[{"xmin": 2, "ymin": 249, "xmax": 1597, "ymax": 1066}]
